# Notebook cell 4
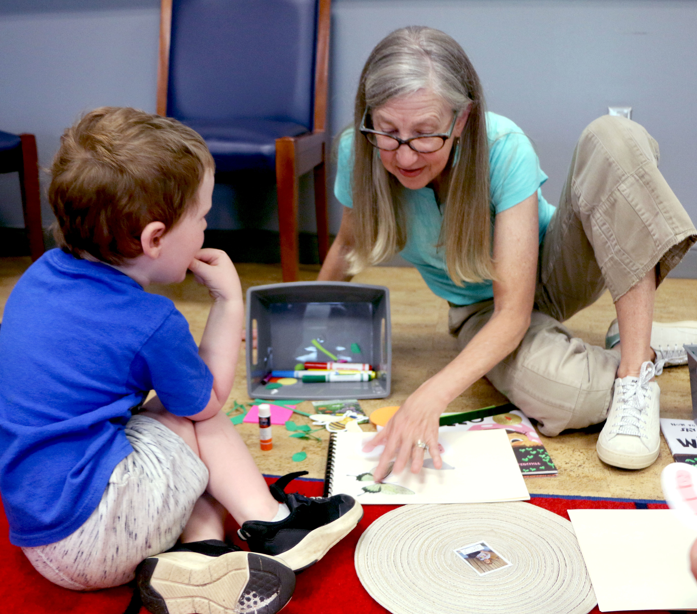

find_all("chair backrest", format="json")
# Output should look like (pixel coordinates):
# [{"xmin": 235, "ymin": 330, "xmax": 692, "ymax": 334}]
[{"xmin": 158, "ymin": 0, "xmax": 329, "ymax": 132}]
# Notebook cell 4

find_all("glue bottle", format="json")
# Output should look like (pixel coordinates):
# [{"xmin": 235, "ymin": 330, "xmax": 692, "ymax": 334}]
[{"xmin": 258, "ymin": 403, "xmax": 273, "ymax": 451}]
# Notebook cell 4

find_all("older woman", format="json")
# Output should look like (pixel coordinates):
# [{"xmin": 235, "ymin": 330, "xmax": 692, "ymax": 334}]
[{"xmin": 318, "ymin": 26, "xmax": 697, "ymax": 480}]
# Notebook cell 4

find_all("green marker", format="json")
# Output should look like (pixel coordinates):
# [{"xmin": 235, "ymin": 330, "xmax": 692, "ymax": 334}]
[{"xmin": 302, "ymin": 372, "xmax": 374, "ymax": 383}]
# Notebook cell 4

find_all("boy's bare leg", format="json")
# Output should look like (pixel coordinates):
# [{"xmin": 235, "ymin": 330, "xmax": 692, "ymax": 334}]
[
  {"xmin": 141, "ymin": 398, "xmax": 279, "ymax": 535},
  {"xmin": 180, "ymin": 493, "xmax": 227, "ymax": 543},
  {"xmin": 193, "ymin": 410, "xmax": 280, "ymax": 524}
]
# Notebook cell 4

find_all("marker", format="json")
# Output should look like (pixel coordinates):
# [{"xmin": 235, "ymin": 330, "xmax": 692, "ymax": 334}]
[
  {"xmin": 302, "ymin": 372, "xmax": 374, "ymax": 383},
  {"xmin": 304, "ymin": 362, "xmax": 375, "ymax": 372},
  {"xmin": 258, "ymin": 404, "xmax": 273, "ymax": 451},
  {"xmin": 271, "ymin": 370, "xmax": 374, "ymax": 378}
]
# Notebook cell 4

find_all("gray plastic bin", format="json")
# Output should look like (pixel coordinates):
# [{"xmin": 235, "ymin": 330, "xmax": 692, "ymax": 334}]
[
  {"xmin": 246, "ymin": 282, "xmax": 391, "ymax": 400},
  {"xmin": 686, "ymin": 345, "xmax": 697, "ymax": 423}
]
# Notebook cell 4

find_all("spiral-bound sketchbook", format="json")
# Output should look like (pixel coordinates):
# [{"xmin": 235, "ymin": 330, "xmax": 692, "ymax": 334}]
[{"xmin": 323, "ymin": 429, "xmax": 530, "ymax": 504}]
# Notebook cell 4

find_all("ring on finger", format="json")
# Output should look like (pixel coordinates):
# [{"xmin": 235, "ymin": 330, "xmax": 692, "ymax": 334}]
[{"xmin": 414, "ymin": 439, "xmax": 428, "ymax": 450}]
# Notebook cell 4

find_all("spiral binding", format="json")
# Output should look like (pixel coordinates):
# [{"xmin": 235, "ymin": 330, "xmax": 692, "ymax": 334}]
[{"xmin": 323, "ymin": 431, "xmax": 338, "ymax": 497}]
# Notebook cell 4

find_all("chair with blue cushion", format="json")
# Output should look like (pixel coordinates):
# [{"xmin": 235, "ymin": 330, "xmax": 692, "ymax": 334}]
[
  {"xmin": 0, "ymin": 131, "xmax": 44, "ymax": 261},
  {"xmin": 157, "ymin": 0, "xmax": 330, "ymax": 282}
]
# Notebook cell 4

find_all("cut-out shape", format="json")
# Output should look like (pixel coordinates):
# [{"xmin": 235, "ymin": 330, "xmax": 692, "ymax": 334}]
[
  {"xmin": 277, "ymin": 377, "xmax": 298, "ymax": 386},
  {"xmin": 311, "ymin": 338, "xmax": 338, "ymax": 360},
  {"xmin": 292, "ymin": 452, "xmax": 307, "ymax": 462},
  {"xmin": 255, "ymin": 398, "xmax": 302, "ymax": 407},
  {"xmin": 369, "ymin": 406, "xmax": 401, "ymax": 428},
  {"xmin": 351, "ymin": 343, "xmax": 361, "ymax": 354},
  {"xmin": 244, "ymin": 405, "xmax": 293, "ymax": 425}
]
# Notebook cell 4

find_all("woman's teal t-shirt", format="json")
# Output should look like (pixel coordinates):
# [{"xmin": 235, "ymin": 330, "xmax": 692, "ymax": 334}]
[{"xmin": 334, "ymin": 112, "xmax": 556, "ymax": 305}]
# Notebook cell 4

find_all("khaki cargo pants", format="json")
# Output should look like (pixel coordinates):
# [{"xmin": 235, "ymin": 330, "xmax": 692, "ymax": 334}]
[{"xmin": 449, "ymin": 115, "xmax": 697, "ymax": 437}]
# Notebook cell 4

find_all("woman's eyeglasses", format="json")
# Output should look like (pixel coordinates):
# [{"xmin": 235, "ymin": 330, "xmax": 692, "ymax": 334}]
[{"xmin": 360, "ymin": 109, "xmax": 458, "ymax": 153}]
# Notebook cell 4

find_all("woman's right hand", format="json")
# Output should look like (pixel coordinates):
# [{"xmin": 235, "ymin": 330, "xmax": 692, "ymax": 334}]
[{"xmin": 364, "ymin": 380, "xmax": 447, "ymax": 482}]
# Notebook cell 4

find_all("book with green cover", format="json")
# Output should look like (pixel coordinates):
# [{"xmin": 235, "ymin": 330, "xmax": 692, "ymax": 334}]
[{"xmin": 442, "ymin": 408, "xmax": 558, "ymax": 476}]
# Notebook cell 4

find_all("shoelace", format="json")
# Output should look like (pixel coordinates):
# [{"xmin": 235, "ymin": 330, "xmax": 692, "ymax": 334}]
[
  {"xmin": 653, "ymin": 344, "xmax": 686, "ymax": 368},
  {"xmin": 612, "ymin": 361, "xmax": 660, "ymax": 439}
]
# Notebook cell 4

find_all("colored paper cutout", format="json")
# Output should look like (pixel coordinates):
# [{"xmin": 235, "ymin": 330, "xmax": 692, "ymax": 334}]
[
  {"xmin": 254, "ymin": 399, "xmax": 302, "ymax": 406},
  {"xmin": 369, "ymin": 406, "xmax": 401, "ymax": 428},
  {"xmin": 265, "ymin": 383, "xmax": 282, "ymax": 389},
  {"xmin": 311, "ymin": 338, "xmax": 338, "ymax": 360},
  {"xmin": 351, "ymin": 343, "xmax": 361, "ymax": 354},
  {"xmin": 292, "ymin": 452, "xmax": 307, "ymax": 462},
  {"xmin": 277, "ymin": 378, "xmax": 298, "ymax": 385},
  {"xmin": 244, "ymin": 404, "xmax": 294, "ymax": 425}
]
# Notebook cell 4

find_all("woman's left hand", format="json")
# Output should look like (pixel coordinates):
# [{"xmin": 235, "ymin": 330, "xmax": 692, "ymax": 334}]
[{"xmin": 364, "ymin": 380, "xmax": 446, "ymax": 482}]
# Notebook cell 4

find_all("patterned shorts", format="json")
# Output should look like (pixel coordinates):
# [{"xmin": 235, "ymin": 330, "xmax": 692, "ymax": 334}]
[{"xmin": 22, "ymin": 414, "xmax": 209, "ymax": 590}]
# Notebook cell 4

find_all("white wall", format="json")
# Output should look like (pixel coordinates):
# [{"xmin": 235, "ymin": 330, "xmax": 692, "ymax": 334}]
[{"xmin": 1, "ymin": 0, "xmax": 696, "ymax": 272}]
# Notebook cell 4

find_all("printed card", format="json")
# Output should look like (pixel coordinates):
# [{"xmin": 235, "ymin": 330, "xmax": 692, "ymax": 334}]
[{"xmin": 454, "ymin": 541, "xmax": 511, "ymax": 576}]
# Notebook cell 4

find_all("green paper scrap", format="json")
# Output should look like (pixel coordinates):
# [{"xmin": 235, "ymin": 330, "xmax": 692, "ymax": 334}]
[
  {"xmin": 295, "ymin": 363, "xmax": 303, "ymax": 371},
  {"xmin": 230, "ymin": 412, "xmax": 247, "ymax": 425},
  {"xmin": 351, "ymin": 343, "xmax": 361, "ymax": 354},
  {"xmin": 285, "ymin": 420, "xmax": 323, "ymax": 441},
  {"xmin": 311, "ymin": 338, "xmax": 338, "ymax": 361},
  {"xmin": 254, "ymin": 398, "xmax": 302, "ymax": 407},
  {"xmin": 265, "ymin": 383, "xmax": 282, "ymax": 389},
  {"xmin": 292, "ymin": 452, "xmax": 307, "ymax": 462}
]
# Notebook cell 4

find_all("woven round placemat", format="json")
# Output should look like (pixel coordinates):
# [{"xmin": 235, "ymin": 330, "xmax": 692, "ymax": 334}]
[{"xmin": 355, "ymin": 502, "xmax": 596, "ymax": 614}]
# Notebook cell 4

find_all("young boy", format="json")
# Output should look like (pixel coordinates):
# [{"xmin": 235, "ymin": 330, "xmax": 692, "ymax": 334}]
[{"xmin": 0, "ymin": 107, "xmax": 362, "ymax": 614}]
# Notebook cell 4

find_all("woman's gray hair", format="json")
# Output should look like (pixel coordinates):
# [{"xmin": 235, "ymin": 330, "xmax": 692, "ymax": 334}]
[
  {"xmin": 348, "ymin": 26, "xmax": 495, "ymax": 284},
  {"xmin": 361, "ymin": 26, "xmax": 473, "ymax": 115}
]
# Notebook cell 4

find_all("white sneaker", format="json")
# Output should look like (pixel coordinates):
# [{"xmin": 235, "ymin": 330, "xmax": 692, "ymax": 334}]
[
  {"xmin": 596, "ymin": 360, "xmax": 662, "ymax": 469},
  {"xmin": 605, "ymin": 319, "xmax": 697, "ymax": 368}
]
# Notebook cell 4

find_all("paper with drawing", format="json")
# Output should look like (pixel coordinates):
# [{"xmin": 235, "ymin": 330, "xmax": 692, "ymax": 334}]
[{"xmin": 325, "ymin": 429, "xmax": 530, "ymax": 504}]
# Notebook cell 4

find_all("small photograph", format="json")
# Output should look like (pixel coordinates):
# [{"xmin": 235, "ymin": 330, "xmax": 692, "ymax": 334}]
[{"xmin": 454, "ymin": 540, "xmax": 511, "ymax": 576}]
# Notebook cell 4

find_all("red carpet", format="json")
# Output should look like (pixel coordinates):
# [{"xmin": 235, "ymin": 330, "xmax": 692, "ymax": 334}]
[{"xmin": 0, "ymin": 477, "xmax": 670, "ymax": 614}]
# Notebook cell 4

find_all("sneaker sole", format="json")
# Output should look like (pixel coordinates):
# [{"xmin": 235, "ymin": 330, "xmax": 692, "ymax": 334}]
[
  {"xmin": 274, "ymin": 500, "xmax": 364, "ymax": 572},
  {"xmin": 139, "ymin": 551, "xmax": 294, "ymax": 614},
  {"xmin": 596, "ymin": 440, "xmax": 660, "ymax": 470},
  {"xmin": 652, "ymin": 321, "xmax": 697, "ymax": 366}
]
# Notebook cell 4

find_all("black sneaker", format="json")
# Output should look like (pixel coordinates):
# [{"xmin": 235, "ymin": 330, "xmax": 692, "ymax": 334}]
[
  {"xmin": 135, "ymin": 539, "xmax": 295, "ymax": 614},
  {"xmin": 237, "ymin": 471, "xmax": 363, "ymax": 572}
]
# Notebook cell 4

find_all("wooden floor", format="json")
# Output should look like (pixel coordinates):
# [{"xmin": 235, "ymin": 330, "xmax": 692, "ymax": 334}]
[{"xmin": 2, "ymin": 255, "xmax": 696, "ymax": 502}]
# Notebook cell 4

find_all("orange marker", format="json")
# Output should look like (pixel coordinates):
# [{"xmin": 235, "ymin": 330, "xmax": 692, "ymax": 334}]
[{"xmin": 259, "ymin": 403, "xmax": 273, "ymax": 451}]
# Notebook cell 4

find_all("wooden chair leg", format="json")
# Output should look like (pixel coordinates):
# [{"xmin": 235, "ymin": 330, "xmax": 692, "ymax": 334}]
[
  {"xmin": 19, "ymin": 134, "xmax": 44, "ymax": 261},
  {"xmin": 276, "ymin": 137, "xmax": 300, "ymax": 282},
  {"xmin": 313, "ymin": 157, "xmax": 329, "ymax": 263}
]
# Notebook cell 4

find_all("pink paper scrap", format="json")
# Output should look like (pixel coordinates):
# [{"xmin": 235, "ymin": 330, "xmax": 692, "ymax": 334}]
[{"xmin": 243, "ymin": 404, "xmax": 295, "ymax": 425}]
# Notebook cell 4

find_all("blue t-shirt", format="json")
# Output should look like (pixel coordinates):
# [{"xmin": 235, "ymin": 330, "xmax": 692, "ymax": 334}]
[
  {"xmin": 0, "ymin": 249, "xmax": 213, "ymax": 547},
  {"xmin": 335, "ymin": 112, "xmax": 556, "ymax": 305}
]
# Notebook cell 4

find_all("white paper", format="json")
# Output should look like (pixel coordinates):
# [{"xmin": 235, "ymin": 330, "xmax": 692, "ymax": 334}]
[
  {"xmin": 569, "ymin": 509, "xmax": 697, "ymax": 611},
  {"xmin": 328, "ymin": 428, "xmax": 530, "ymax": 504}
]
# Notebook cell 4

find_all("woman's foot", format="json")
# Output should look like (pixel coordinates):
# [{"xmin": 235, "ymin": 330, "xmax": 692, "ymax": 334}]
[
  {"xmin": 596, "ymin": 360, "xmax": 661, "ymax": 470},
  {"xmin": 606, "ymin": 318, "xmax": 697, "ymax": 367}
]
